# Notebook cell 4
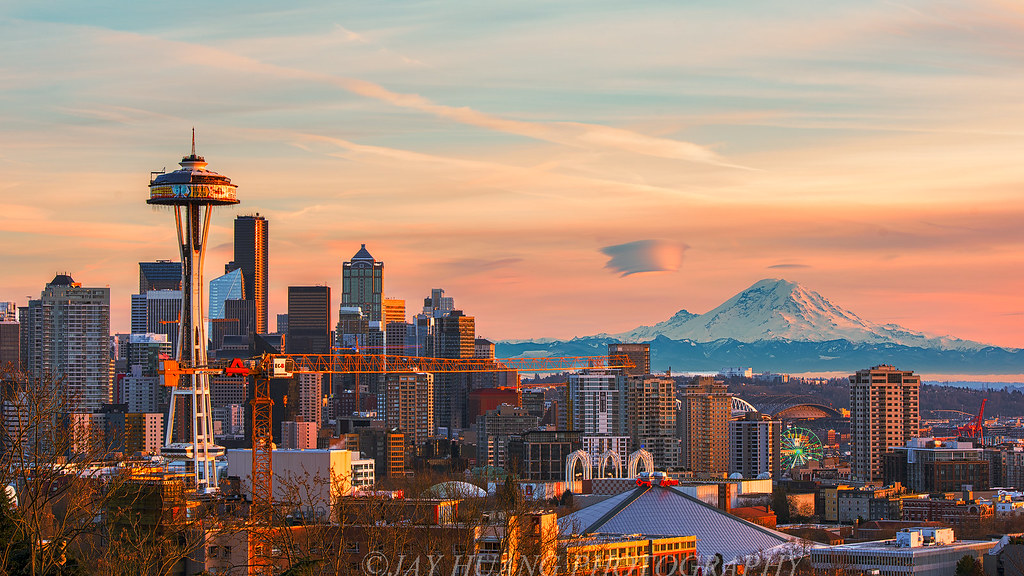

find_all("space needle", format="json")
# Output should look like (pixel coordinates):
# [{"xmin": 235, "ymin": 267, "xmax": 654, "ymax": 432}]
[{"xmin": 148, "ymin": 132, "xmax": 236, "ymax": 493}]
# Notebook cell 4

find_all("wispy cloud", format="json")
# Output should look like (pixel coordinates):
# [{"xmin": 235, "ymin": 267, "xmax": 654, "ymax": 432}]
[{"xmin": 68, "ymin": 25, "xmax": 743, "ymax": 168}]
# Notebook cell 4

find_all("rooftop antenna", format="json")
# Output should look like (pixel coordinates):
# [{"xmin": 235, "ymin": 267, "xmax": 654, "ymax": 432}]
[{"xmin": 191, "ymin": 127, "xmax": 196, "ymax": 156}]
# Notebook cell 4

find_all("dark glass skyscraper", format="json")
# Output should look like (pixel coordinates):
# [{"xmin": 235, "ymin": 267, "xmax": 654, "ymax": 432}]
[
  {"xmin": 341, "ymin": 244, "xmax": 383, "ymax": 322},
  {"xmin": 233, "ymin": 214, "xmax": 269, "ymax": 334},
  {"xmin": 287, "ymin": 286, "xmax": 331, "ymax": 355},
  {"xmin": 139, "ymin": 260, "xmax": 182, "ymax": 292}
]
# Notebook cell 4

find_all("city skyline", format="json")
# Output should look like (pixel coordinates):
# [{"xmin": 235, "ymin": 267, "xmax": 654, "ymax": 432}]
[{"xmin": 1, "ymin": 1, "xmax": 1022, "ymax": 347}]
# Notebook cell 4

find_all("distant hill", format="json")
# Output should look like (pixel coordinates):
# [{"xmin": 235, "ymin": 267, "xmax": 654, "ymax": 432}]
[{"xmin": 496, "ymin": 279, "xmax": 1023, "ymax": 374}]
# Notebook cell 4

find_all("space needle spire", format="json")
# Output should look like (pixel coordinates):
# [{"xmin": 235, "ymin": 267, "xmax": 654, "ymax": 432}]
[{"xmin": 148, "ymin": 134, "xmax": 238, "ymax": 494}]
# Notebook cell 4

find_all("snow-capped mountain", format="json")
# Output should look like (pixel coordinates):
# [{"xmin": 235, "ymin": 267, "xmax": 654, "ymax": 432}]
[
  {"xmin": 495, "ymin": 278, "xmax": 1022, "ymax": 373},
  {"xmin": 613, "ymin": 278, "xmax": 985, "ymax": 350}
]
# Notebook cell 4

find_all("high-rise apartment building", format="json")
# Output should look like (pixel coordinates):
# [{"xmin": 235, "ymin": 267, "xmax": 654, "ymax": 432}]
[
  {"xmin": 233, "ymin": 214, "xmax": 268, "ymax": 334},
  {"xmin": 626, "ymin": 374, "xmax": 677, "ymax": 470},
  {"xmin": 138, "ymin": 260, "xmax": 182, "ymax": 292},
  {"xmin": 729, "ymin": 411, "xmax": 781, "ymax": 479},
  {"xmin": 679, "ymin": 376, "xmax": 730, "ymax": 476},
  {"xmin": 296, "ymin": 372, "xmax": 323, "ymax": 429},
  {"xmin": 20, "ymin": 274, "xmax": 112, "ymax": 412},
  {"xmin": 609, "ymin": 343, "xmax": 651, "ymax": 378},
  {"xmin": 570, "ymin": 369, "xmax": 630, "ymax": 471},
  {"xmin": 850, "ymin": 364, "xmax": 920, "ymax": 482},
  {"xmin": 384, "ymin": 372, "xmax": 434, "ymax": 452},
  {"xmin": 341, "ymin": 244, "xmax": 383, "ymax": 322},
  {"xmin": 569, "ymin": 369, "xmax": 626, "ymax": 436},
  {"xmin": 287, "ymin": 286, "xmax": 331, "ymax": 355}
]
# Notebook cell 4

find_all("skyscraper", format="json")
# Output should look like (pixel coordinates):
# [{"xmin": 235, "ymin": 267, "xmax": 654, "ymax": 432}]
[
  {"xmin": 341, "ymin": 244, "xmax": 383, "ymax": 322},
  {"xmin": 850, "ymin": 364, "xmax": 920, "ymax": 482},
  {"xmin": 608, "ymin": 343, "xmax": 651, "ymax": 378},
  {"xmin": 233, "ymin": 214, "xmax": 268, "ymax": 334},
  {"xmin": 209, "ymin": 267, "xmax": 244, "ymax": 324},
  {"xmin": 679, "ymin": 376, "xmax": 731, "ymax": 476},
  {"xmin": 287, "ymin": 286, "xmax": 331, "ymax": 355},
  {"xmin": 20, "ymin": 274, "xmax": 112, "ymax": 412},
  {"xmin": 138, "ymin": 260, "xmax": 182, "ymax": 292},
  {"xmin": 433, "ymin": 310, "xmax": 475, "ymax": 431}
]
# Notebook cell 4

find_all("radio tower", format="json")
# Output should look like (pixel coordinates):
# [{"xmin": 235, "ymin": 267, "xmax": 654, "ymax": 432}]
[{"xmin": 148, "ymin": 131, "xmax": 237, "ymax": 493}]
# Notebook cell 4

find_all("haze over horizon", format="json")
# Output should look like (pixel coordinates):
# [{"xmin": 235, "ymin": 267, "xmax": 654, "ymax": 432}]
[{"xmin": 1, "ymin": 1, "xmax": 1022, "ymax": 348}]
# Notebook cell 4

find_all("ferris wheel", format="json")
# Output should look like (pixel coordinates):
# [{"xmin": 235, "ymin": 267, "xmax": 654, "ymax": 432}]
[{"xmin": 781, "ymin": 427, "xmax": 824, "ymax": 470}]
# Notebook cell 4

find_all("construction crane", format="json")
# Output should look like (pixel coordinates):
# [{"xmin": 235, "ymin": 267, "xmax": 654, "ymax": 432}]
[
  {"xmin": 957, "ymin": 398, "xmax": 987, "ymax": 444},
  {"xmin": 161, "ymin": 352, "xmax": 635, "ymax": 521}
]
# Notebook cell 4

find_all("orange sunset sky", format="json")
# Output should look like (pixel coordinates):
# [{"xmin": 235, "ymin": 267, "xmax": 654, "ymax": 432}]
[{"xmin": 0, "ymin": 1, "xmax": 1022, "ymax": 348}]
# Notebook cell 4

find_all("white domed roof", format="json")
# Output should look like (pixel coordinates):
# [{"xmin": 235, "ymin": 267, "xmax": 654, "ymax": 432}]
[{"xmin": 422, "ymin": 481, "xmax": 487, "ymax": 499}]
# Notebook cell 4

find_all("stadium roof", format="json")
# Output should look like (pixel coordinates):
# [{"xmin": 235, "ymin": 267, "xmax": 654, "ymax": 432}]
[{"xmin": 559, "ymin": 484, "xmax": 803, "ymax": 562}]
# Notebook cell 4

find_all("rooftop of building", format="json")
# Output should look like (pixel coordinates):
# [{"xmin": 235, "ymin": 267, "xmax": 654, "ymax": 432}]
[
  {"xmin": 559, "ymin": 482, "xmax": 803, "ymax": 562},
  {"xmin": 49, "ymin": 273, "xmax": 77, "ymax": 286},
  {"xmin": 350, "ymin": 243, "xmax": 375, "ymax": 262},
  {"xmin": 820, "ymin": 536, "xmax": 994, "ymax": 552}
]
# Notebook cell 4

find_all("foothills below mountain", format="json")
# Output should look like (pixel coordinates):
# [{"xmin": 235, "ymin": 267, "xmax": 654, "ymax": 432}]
[{"xmin": 495, "ymin": 279, "xmax": 1024, "ymax": 374}]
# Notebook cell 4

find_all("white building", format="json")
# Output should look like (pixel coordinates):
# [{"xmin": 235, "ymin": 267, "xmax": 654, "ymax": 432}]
[
  {"xmin": 228, "ymin": 448, "xmax": 374, "ymax": 518},
  {"xmin": 351, "ymin": 454, "xmax": 375, "ymax": 489},
  {"xmin": 810, "ymin": 527, "xmax": 996, "ymax": 576},
  {"xmin": 720, "ymin": 367, "xmax": 753, "ymax": 378}
]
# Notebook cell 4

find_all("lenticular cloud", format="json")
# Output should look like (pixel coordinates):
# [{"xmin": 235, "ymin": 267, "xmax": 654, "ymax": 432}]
[{"xmin": 601, "ymin": 239, "xmax": 686, "ymax": 276}]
